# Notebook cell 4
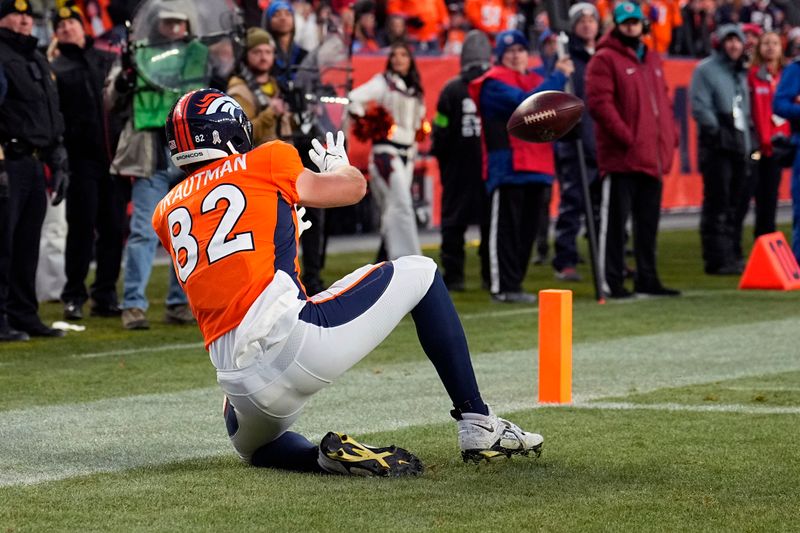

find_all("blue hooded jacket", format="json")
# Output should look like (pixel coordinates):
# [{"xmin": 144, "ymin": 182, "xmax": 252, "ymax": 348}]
[
  {"xmin": 774, "ymin": 59, "xmax": 800, "ymax": 136},
  {"xmin": 478, "ymin": 69, "xmax": 568, "ymax": 189}
]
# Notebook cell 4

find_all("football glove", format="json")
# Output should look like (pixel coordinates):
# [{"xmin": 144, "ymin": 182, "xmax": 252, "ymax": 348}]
[{"xmin": 309, "ymin": 131, "xmax": 349, "ymax": 173}]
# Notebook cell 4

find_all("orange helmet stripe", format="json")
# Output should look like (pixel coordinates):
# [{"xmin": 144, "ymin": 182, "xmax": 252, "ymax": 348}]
[{"xmin": 179, "ymin": 91, "xmax": 195, "ymax": 151}]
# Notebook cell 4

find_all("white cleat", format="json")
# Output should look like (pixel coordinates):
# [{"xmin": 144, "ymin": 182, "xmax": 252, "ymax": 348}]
[{"xmin": 457, "ymin": 410, "xmax": 543, "ymax": 463}]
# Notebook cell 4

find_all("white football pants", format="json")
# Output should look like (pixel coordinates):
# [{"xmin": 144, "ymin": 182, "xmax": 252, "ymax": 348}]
[{"xmin": 215, "ymin": 255, "xmax": 436, "ymax": 462}]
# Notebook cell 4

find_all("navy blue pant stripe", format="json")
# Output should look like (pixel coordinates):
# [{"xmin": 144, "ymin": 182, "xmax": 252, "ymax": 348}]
[
  {"xmin": 298, "ymin": 263, "xmax": 395, "ymax": 328},
  {"xmin": 274, "ymin": 193, "xmax": 304, "ymax": 296}
]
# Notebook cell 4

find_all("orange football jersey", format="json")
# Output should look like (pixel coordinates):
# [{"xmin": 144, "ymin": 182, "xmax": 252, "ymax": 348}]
[{"xmin": 152, "ymin": 141, "xmax": 306, "ymax": 347}]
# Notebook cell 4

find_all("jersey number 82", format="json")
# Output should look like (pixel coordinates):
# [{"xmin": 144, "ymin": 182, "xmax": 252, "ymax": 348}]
[{"xmin": 167, "ymin": 183, "xmax": 255, "ymax": 283}]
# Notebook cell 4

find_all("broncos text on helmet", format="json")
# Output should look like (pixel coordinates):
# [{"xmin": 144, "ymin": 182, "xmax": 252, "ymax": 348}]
[{"xmin": 166, "ymin": 88, "xmax": 254, "ymax": 168}]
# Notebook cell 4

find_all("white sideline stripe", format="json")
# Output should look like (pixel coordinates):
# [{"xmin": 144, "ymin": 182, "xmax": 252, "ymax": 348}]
[
  {"xmin": 461, "ymin": 308, "xmax": 536, "ymax": 320},
  {"xmin": 721, "ymin": 386, "xmax": 800, "ymax": 392},
  {"xmin": 75, "ymin": 343, "xmax": 205, "ymax": 359},
  {"xmin": 68, "ymin": 289, "xmax": 740, "ymax": 360},
  {"xmin": 3, "ymin": 316, "xmax": 800, "ymax": 487},
  {"xmin": 573, "ymin": 401, "xmax": 800, "ymax": 415}
]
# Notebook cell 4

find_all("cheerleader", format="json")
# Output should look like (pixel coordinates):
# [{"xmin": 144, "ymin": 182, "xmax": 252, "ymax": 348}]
[{"xmin": 348, "ymin": 42, "xmax": 427, "ymax": 259}]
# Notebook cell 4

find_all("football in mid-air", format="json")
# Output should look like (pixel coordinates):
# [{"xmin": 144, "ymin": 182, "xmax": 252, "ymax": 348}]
[{"xmin": 506, "ymin": 91, "xmax": 584, "ymax": 143}]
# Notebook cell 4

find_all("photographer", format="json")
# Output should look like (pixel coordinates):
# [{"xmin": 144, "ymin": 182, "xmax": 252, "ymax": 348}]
[
  {"xmin": 106, "ymin": 2, "xmax": 202, "ymax": 329},
  {"xmin": 228, "ymin": 28, "xmax": 289, "ymax": 145}
]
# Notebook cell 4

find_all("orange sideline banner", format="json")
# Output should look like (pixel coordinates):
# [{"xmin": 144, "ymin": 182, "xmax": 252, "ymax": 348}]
[{"xmin": 346, "ymin": 55, "xmax": 791, "ymax": 226}]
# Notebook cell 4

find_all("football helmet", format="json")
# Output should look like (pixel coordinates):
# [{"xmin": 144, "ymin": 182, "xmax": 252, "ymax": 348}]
[{"xmin": 166, "ymin": 88, "xmax": 254, "ymax": 168}]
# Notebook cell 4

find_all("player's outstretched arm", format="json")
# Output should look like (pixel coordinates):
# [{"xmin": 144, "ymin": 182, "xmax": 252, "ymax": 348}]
[
  {"xmin": 297, "ymin": 131, "xmax": 367, "ymax": 208},
  {"xmin": 296, "ymin": 166, "xmax": 366, "ymax": 208}
]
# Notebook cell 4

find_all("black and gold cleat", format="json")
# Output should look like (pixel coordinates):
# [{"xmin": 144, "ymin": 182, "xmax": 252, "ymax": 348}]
[
  {"xmin": 318, "ymin": 432, "xmax": 424, "ymax": 477},
  {"xmin": 461, "ymin": 449, "xmax": 509, "ymax": 464},
  {"xmin": 461, "ymin": 442, "xmax": 543, "ymax": 464}
]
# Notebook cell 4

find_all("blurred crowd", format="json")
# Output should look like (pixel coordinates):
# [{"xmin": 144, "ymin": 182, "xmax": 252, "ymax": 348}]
[{"xmin": 1, "ymin": 0, "xmax": 800, "ymax": 342}]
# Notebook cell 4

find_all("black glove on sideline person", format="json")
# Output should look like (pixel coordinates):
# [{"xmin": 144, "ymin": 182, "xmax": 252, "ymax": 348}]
[
  {"xmin": 114, "ymin": 67, "xmax": 137, "ymax": 94},
  {"xmin": 45, "ymin": 144, "xmax": 70, "ymax": 206}
]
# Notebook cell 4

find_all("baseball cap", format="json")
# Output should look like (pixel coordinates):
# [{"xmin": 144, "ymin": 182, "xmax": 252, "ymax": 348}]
[
  {"xmin": 613, "ymin": 2, "xmax": 644, "ymax": 24},
  {"xmin": 158, "ymin": 10, "xmax": 189, "ymax": 21}
]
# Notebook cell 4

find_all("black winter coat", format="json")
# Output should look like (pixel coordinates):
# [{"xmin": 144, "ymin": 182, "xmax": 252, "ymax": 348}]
[
  {"xmin": 431, "ymin": 67, "xmax": 487, "ymax": 227},
  {"xmin": 0, "ymin": 28, "xmax": 64, "ymax": 149},
  {"xmin": 557, "ymin": 35, "xmax": 597, "ymax": 165},
  {"xmin": 51, "ymin": 39, "xmax": 117, "ymax": 162}
]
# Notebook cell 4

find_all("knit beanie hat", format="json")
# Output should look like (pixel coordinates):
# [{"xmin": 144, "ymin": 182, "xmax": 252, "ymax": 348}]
[
  {"xmin": 52, "ymin": 4, "xmax": 84, "ymax": 30},
  {"xmin": 266, "ymin": 0, "xmax": 293, "ymax": 22},
  {"xmin": 461, "ymin": 29, "xmax": 491, "ymax": 71},
  {"xmin": 569, "ymin": 2, "xmax": 599, "ymax": 29},
  {"xmin": 246, "ymin": 27, "xmax": 273, "ymax": 50},
  {"xmin": 0, "ymin": 0, "xmax": 32, "ymax": 19},
  {"xmin": 495, "ymin": 30, "xmax": 529, "ymax": 62}
]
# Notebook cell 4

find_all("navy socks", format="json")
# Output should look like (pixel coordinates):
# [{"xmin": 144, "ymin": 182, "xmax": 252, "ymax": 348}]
[
  {"xmin": 250, "ymin": 431, "xmax": 323, "ymax": 472},
  {"xmin": 411, "ymin": 272, "xmax": 489, "ymax": 417}
]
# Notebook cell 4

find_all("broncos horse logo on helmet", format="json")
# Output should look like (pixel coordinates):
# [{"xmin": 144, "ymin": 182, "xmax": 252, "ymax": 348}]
[
  {"xmin": 195, "ymin": 93, "xmax": 242, "ymax": 118},
  {"xmin": 166, "ymin": 88, "xmax": 254, "ymax": 169}
]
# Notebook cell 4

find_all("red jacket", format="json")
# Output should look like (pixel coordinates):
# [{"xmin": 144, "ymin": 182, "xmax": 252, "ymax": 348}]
[
  {"xmin": 585, "ymin": 32, "xmax": 677, "ymax": 178},
  {"xmin": 748, "ymin": 64, "xmax": 791, "ymax": 156},
  {"xmin": 468, "ymin": 65, "xmax": 558, "ymax": 191}
]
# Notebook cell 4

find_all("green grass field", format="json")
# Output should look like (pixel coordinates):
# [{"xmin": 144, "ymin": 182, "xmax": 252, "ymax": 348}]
[{"xmin": 2, "ymin": 225, "xmax": 799, "ymax": 532}]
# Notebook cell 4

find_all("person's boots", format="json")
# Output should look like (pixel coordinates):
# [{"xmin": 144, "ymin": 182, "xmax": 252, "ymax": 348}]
[{"xmin": 0, "ymin": 314, "xmax": 29, "ymax": 342}]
